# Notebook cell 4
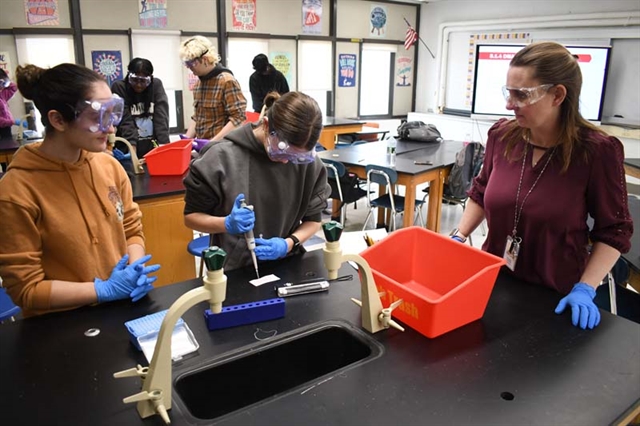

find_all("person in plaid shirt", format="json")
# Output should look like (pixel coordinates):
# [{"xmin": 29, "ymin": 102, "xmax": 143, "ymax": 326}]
[{"xmin": 179, "ymin": 36, "xmax": 246, "ymax": 141}]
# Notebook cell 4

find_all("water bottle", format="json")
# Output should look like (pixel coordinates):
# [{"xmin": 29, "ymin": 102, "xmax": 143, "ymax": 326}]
[{"xmin": 387, "ymin": 138, "xmax": 397, "ymax": 167}]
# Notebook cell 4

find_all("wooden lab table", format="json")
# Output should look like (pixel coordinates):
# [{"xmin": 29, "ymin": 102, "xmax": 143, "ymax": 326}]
[
  {"xmin": 318, "ymin": 117, "xmax": 365, "ymax": 150},
  {"xmin": 624, "ymin": 158, "xmax": 640, "ymax": 179},
  {"xmin": 319, "ymin": 139, "xmax": 464, "ymax": 232}
]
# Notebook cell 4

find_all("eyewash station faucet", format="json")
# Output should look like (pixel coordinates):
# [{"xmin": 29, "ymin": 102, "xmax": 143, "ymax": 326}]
[
  {"xmin": 114, "ymin": 247, "xmax": 228, "ymax": 424},
  {"xmin": 107, "ymin": 133, "xmax": 145, "ymax": 175},
  {"xmin": 322, "ymin": 221, "xmax": 404, "ymax": 334}
]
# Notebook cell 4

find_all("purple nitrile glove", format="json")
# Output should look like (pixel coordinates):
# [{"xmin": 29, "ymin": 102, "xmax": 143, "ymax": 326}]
[
  {"xmin": 554, "ymin": 282, "xmax": 601, "ymax": 329},
  {"xmin": 254, "ymin": 237, "xmax": 288, "ymax": 260},
  {"xmin": 224, "ymin": 193, "xmax": 255, "ymax": 235},
  {"xmin": 192, "ymin": 138, "xmax": 210, "ymax": 152}
]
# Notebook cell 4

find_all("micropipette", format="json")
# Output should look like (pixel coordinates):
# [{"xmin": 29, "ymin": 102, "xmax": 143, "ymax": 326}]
[{"xmin": 240, "ymin": 199, "xmax": 260, "ymax": 278}]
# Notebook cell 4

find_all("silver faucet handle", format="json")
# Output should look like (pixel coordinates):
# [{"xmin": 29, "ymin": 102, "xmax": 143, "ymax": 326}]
[{"xmin": 113, "ymin": 364, "xmax": 148, "ymax": 379}]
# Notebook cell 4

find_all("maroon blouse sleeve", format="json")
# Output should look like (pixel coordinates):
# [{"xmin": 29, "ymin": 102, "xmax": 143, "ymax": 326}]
[
  {"xmin": 587, "ymin": 134, "xmax": 633, "ymax": 253},
  {"xmin": 467, "ymin": 119, "xmax": 507, "ymax": 208}
]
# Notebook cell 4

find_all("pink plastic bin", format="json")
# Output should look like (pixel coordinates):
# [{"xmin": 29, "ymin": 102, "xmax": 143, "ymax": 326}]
[{"xmin": 360, "ymin": 226, "xmax": 506, "ymax": 338}]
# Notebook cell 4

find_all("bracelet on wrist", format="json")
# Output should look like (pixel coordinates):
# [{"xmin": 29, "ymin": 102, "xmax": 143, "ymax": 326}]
[{"xmin": 449, "ymin": 228, "xmax": 467, "ymax": 243}]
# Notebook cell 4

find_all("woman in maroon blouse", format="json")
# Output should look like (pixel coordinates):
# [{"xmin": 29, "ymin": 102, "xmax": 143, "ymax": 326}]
[{"xmin": 451, "ymin": 42, "xmax": 633, "ymax": 330}]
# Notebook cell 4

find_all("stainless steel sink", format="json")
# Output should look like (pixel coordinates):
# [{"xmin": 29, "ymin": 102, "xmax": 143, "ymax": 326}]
[{"xmin": 174, "ymin": 320, "xmax": 383, "ymax": 421}]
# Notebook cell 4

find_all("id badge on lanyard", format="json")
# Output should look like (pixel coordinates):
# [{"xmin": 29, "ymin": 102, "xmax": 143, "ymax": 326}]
[{"xmin": 503, "ymin": 235, "xmax": 521, "ymax": 271}]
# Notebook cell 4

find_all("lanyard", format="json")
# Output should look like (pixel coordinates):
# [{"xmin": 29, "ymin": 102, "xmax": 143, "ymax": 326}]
[{"xmin": 511, "ymin": 143, "xmax": 557, "ymax": 239}]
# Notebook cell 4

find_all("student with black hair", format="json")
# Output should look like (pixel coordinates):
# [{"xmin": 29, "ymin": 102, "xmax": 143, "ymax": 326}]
[
  {"xmin": 249, "ymin": 54, "xmax": 289, "ymax": 113},
  {"xmin": 111, "ymin": 57, "xmax": 170, "ymax": 157}
]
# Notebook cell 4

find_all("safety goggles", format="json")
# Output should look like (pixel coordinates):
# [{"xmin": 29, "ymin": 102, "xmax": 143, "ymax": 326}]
[
  {"xmin": 501, "ymin": 84, "xmax": 555, "ymax": 108},
  {"xmin": 267, "ymin": 129, "xmax": 316, "ymax": 165},
  {"xmin": 183, "ymin": 50, "xmax": 208, "ymax": 68},
  {"xmin": 75, "ymin": 94, "xmax": 124, "ymax": 133},
  {"xmin": 128, "ymin": 73, "xmax": 151, "ymax": 87},
  {"xmin": 0, "ymin": 78, "xmax": 10, "ymax": 88}
]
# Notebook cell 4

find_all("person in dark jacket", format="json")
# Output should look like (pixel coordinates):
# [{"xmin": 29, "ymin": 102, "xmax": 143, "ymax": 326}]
[
  {"xmin": 249, "ymin": 54, "xmax": 290, "ymax": 113},
  {"xmin": 111, "ymin": 58, "xmax": 170, "ymax": 157}
]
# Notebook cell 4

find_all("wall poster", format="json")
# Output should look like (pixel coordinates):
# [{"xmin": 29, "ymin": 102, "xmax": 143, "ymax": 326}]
[
  {"xmin": 92, "ymin": 50, "xmax": 123, "ymax": 87},
  {"xmin": 232, "ymin": 0, "xmax": 257, "ymax": 31},
  {"xmin": 338, "ymin": 53, "xmax": 356, "ymax": 87},
  {"xmin": 25, "ymin": 0, "xmax": 59, "ymax": 26}
]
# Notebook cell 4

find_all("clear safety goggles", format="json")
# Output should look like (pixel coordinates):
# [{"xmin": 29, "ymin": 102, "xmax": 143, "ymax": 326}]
[
  {"xmin": 75, "ymin": 94, "xmax": 124, "ymax": 133},
  {"xmin": 501, "ymin": 84, "xmax": 554, "ymax": 108},
  {"xmin": 128, "ymin": 73, "xmax": 151, "ymax": 87},
  {"xmin": 183, "ymin": 50, "xmax": 208, "ymax": 68},
  {"xmin": 1, "ymin": 78, "xmax": 10, "ymax": 88},
  {"xmin": 267, "ymin": 129, "xmax": 316, "ymax": 165}
]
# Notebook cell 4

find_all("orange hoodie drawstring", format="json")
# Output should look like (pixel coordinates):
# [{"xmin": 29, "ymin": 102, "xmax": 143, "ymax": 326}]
[{"xmin": 64, "ymin": 163, "xmax": 100, "ymax": 245}]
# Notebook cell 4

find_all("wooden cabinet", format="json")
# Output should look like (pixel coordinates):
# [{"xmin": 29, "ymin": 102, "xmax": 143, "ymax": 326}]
[{"xmin": 138, "ymin": 194, "xmax": 195, "ymax": 287}]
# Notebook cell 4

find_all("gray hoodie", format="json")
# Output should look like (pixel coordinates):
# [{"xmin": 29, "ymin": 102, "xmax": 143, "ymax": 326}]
[{"xmin": 183, "ymin": 124, "xmax": 330, "ymax": 271}]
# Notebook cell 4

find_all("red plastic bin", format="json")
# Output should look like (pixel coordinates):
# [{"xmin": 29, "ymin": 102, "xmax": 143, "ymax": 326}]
[
  {"xmin": 360, "ymin": 226, "xmax": 506, "ymax": 338},
  {"xmin": 143, "ymin": 139, "xmax": 192, "ymax": 176}
]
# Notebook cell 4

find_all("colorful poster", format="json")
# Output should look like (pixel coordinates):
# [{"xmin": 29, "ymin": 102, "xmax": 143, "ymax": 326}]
[
  {"xmin": 369, "ymin": 5, "xmax": 387, "ymax": 38},
  {"xmin": 396, "ymin": 56, "xmax": 412, "ymax": 87},
  {"xmin": 269, "ymin": 52, "xmax": 292, "ymax": 83},
  {"xmin": 139, "ymin": 0, "xmax": 168, "ymax": 29},
  {"xmin": 0, "ymin": 52, "xmax": 12, "ymax": 75},
  {"xmin": 92, "ymin": 51, "xmax": 123, "ymax": 87},
  {"xmin": 232, "ymin": 0, "xmax": 257, "ymax": 31},
  {"xmin": 338, "ymin": 54, "xmax": 356, "ymax": 87},
  {"xmin": 25, "ymin": 0, "xmax": 59, "ymax": 26},
  {"xmin": 302, "ymin": 0, "xmax": 322, "ymax": 35}
]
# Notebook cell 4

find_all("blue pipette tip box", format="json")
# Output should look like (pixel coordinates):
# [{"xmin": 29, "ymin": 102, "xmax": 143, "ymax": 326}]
[
  {"xmin": 204, "ymin": 298, "xmax": 285, "ymax": 331},
  {"xmin": 124, "ymin": 309, "xmax": 185, "ymax": 351}
]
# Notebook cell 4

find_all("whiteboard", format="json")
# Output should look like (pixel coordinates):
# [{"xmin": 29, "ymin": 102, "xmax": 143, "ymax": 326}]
[{"xmin": 443, "ymin": 27, "xmax": 640, "ymax": 125}]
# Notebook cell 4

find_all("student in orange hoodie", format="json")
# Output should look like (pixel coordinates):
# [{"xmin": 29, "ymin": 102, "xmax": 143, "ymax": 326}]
[{"xmin": 0, "ymin": 63, "xmax": 160, "ymax": 318}]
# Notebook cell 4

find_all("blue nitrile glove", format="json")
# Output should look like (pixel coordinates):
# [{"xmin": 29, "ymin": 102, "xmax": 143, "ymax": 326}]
[
  {"xmin": 554, "ymin": 282, "xmax": 601, "ymax": 329},
  {"xmin": 451, "ymin": 236, "xmax": 465, "ymax": 243},
  {"xmin": 130, "ymin": 274, "xmax": 159, "ymax": 302},
  {"xmin": 192, "ymin": 138, "xmax": 210, "ymax": 152},
  {"xmin": 224, "ymin": 193, "xmax": 255, "ymax": 235},
  {"xmin": 113, "ymin": 148, "xmax": 131, "ymax": 161},
  {"xmin": 94, "ymin": 254, "xmax": 160, "ymax": 303},
  {"xmin": 254, "ymin": 237, "xmax": 288, "ymax": 260},
  {"xmin": 14, "ymin": 119, "xmax": 28, "ymax": 128}
]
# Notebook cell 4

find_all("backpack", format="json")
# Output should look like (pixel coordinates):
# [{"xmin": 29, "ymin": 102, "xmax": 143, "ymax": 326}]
[
  {"xmin": 328, "ymin": 172, "xmax": 367, "ymax": 205},
  {"xmin": 396, "ymin": 121, "xmax": 443, "ymax": 143},
  {"xmin": 445, "ymin": 142, "xmax": 485, "ymax": 199}
]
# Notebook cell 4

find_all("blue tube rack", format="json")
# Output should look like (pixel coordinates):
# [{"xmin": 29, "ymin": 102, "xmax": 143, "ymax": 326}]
[{"xmin": 204, "ymin": 298, "xmax": 286, "ymax": 331}]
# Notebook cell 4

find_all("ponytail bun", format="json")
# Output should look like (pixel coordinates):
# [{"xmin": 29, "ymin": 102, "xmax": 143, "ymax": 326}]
[{"xmin": 16, "ymin": 64, "xmax": 46, "ymax": 101}]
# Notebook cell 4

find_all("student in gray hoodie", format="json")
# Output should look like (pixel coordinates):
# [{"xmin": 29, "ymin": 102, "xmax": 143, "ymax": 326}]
[{"xmin": 183, "ymin": 91, "xmax": 330, "ymax": 271}]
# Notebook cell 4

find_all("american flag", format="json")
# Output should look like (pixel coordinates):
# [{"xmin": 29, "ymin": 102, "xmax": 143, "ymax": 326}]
[{"xmin": 405, "ymin": 26, "xmax": 418, "ymax": 50}]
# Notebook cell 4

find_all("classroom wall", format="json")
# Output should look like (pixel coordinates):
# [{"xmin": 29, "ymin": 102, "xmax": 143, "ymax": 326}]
[
  {"xmin": 0, "ymin": 0, "xmax": 419, "ymax": 129},
  {"xmin": 415, "ymin": 0, "xmax": 640, "ymax": 115}
]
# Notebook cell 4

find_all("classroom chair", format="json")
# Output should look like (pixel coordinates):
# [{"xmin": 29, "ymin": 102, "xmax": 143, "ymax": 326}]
[
  {"xmin": 362, "ymin": 164, "xmax": 425, "ymax": 232},
  {"xmin": 0, "ymin": 286, "xmax": 20, "ymax": 323},
  {"xmin": 322, "ymin": 158, "xmax": 367, "ymax": 225},
  {"xmin": 187, "ymin": 234, "xmax": 213, "ymax": 277}
]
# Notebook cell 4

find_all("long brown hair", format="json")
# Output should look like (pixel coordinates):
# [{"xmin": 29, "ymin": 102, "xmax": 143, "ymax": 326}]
[
  {"xmin": 264, "ymin": 91, "xmax": 322, "ymax": 151},
  {"xmin": 502, "ymin": 42, "xmax": 605, "ymax": 172}
]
